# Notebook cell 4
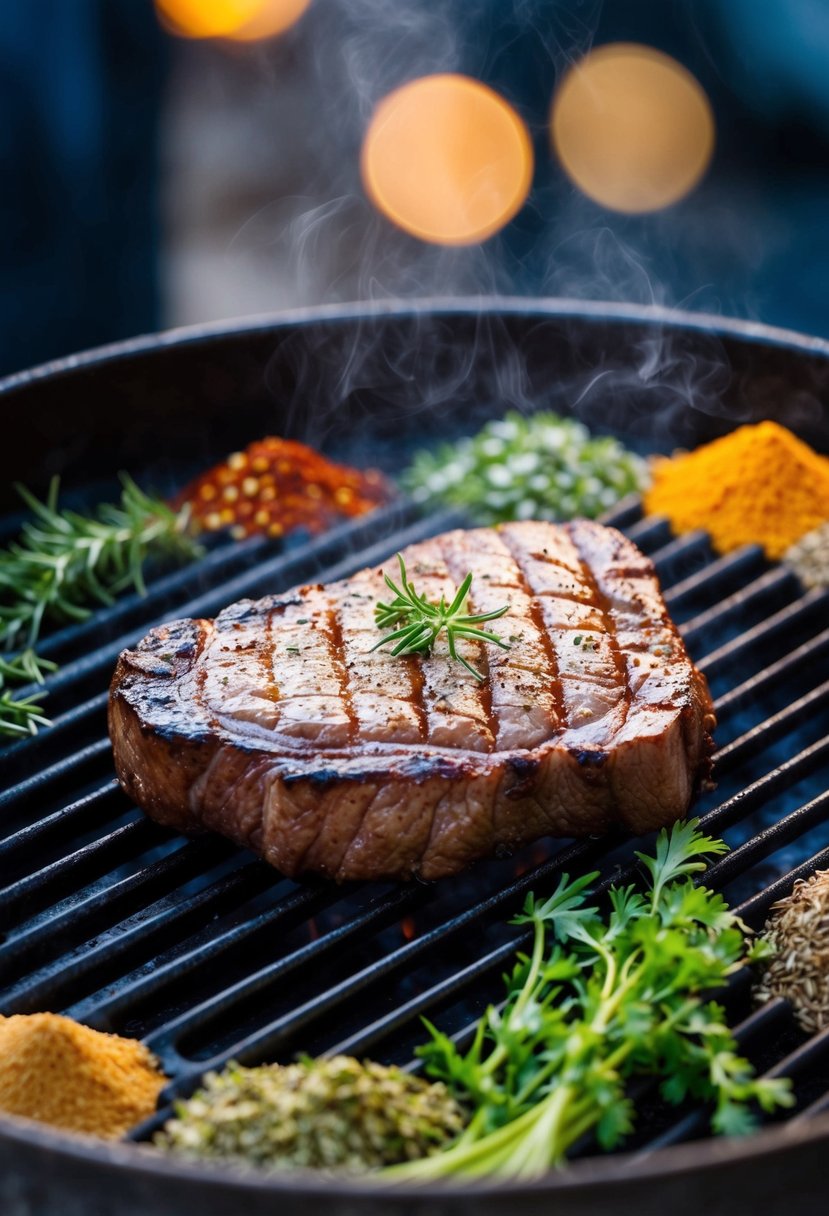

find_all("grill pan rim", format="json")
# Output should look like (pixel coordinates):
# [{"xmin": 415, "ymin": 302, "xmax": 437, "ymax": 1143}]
[
  {"xmin": 2, "ymin": 295, "xmax": 829, "ymax": 399},
  {"xmin": 1, "ymin": 1106, "xmax": 828, "ymax": 1201},
  {"xmin": 2, "ymin": 299, "xmax": 828, "ymax": 1203}
]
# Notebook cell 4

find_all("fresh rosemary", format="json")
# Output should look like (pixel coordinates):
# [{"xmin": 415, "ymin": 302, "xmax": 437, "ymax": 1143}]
[
  {"xmin": 0, "ymin": 475, "xmax": 200, "ymax": 651},
  {"xmin": 0, "ymin": 649, "xmax": 58, "ymax": 738},
  {"xmin": 0, "ymin": 475, "xmax": 201, "ymax": 739},
  {"xmin": 371, "ymin": 554, "xmax": 510, "ymax": 682}
]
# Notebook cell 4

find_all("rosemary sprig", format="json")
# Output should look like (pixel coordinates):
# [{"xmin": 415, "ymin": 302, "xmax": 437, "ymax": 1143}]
[
  {"xmin": 371, "ymin": 554, "xmax": 510, "ymax": 681},
  {"xmin": 0, "ymin": 475, "xmax": 201, "ymax": 651},
  {"xmin": 0, "ymin": 649, "xmax": 58, "ymax": 738}
]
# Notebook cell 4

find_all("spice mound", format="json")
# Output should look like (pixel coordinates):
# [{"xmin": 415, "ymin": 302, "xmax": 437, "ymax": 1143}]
[
  {"xmin": 755, "ymin": 869, "xmax": 829, "ymax": 1033},
  {"xmin": 175, "ymin": 436, "xmax": 393, "ymax": 539},
  {"xmin": 0, "ymin": 1013, "xmax": 167, "ymax": 1138},
  {"xmin": 155, "ymin": 1056, "xmax": 466, "ymax": 1173},
  {"xmin": 785, "ymin": 520, "xmax": 829, "ymax": 588},
  {"xmin": 644, "ymin": 420, "xmax": 829, "ymax": 560}
]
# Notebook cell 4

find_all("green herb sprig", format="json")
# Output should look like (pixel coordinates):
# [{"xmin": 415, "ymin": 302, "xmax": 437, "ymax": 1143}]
[
  {"xmin": 372, "ymin": 554, "xmax": 510, "ymax": 682},
  {"xmin": 403, "ymin": 410, "xmax": 649, "ymax": 525},
  {"xmin": 0, "ymin": 475, "xmax": 200, "ymax": 651},
  {"xmin": 0, "ymin": 476, "xmax": 201, "ymax": 739},
  {"xmin": 0, "ymin": 649, "xmax": 57, "ymax": 738},
  {"xmin": 388, "ymin": 820, "xmax": 793, "ymax": 1182}
]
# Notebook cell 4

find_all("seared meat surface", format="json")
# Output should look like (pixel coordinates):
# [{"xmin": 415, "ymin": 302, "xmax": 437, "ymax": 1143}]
[{"xmin": 109, "ymin": 521, "xmax": 715, "ymax": 881}]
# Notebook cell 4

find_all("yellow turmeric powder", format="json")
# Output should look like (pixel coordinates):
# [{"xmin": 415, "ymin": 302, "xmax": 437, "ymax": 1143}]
[
  {"xmin": 0, "ymin": 1013, "xmax": 167, "ymax": 1138},
  {"xmin": 644, "ymin": 421, "xmax": 829, "ymax": 559}
]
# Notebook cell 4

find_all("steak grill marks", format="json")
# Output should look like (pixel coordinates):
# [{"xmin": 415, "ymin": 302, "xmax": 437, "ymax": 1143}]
[{"xmin": 0, "ymin": 498, "xmax": 828, "ymax": 1158}]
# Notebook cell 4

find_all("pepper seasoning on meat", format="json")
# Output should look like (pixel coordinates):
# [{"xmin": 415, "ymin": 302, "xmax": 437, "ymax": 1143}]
[
  {"xmin": 644, "ymin": 420, "xmax": 829, "ymax": 560},
  {"xmin": 0, "ymin": 1013, "xmax": 167, "ymax": 1138},
  {"xmin": 175, "ymin": 436, "xmax": 393, "ymax": 540}
]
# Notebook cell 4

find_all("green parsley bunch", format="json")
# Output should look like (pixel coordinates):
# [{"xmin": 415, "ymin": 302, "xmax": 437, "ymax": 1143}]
[{"xmin": 389, "ymin": 820, "xmax": 792, "ymax": 1182}]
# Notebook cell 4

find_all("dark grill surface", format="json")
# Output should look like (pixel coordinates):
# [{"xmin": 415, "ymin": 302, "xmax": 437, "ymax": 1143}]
[{"xmin": 2, "ymin": 492, "xmax": 829, "ymax": 1163}]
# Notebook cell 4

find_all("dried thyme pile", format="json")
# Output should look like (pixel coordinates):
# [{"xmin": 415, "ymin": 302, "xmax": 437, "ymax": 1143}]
[
  {"xmin": 755, "ymin": 869, "xmax": 829, "ymax": 1033},
  {"xmin": 155, "ymin": 1056, "xmax": 465, "ymax": 1173}
]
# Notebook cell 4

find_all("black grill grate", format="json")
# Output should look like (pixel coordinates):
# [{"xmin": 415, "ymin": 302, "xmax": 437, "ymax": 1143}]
[{"xmin": 1, "ymin": 494, "xmax": 828, "ymax": 1162}]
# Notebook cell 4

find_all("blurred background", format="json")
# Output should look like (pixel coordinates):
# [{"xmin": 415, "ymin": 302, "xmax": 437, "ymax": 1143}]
[{"xmin": 3, "ymin": 0, "xmax": 829, "ymax": 377}]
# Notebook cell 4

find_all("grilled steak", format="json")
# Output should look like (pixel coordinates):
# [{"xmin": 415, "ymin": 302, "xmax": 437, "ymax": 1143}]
[{"xmin": 109, "ymin": 521, "xmax": 715, "ymax": 881}]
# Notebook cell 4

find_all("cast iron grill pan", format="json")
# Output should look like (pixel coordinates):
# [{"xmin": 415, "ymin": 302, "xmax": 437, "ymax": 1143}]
[{"xmin": 0, "ymin": 302, "xmax": 828, "ymax": 1216}]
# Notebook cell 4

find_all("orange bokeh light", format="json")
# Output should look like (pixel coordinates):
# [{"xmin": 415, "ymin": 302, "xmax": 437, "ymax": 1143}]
[
  {"xmin": 551, "ymin": 44, "xmax": 715, "ymax": 213},
  {"xmin": 361, "ymin": 74, "xmax": 533, "ymax": 246},
  {"xmin": 155, "ymin": 0, "xmax": 311, "ymax": 41}
]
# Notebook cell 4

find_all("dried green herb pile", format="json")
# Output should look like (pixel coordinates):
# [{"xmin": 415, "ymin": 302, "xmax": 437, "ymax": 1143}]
[
  {"xmin": 155, "ymin": 1056, "xmax": 465, "ymax": 1173},
  {"xmin": 402, "ymin": 410, "xmax": 648, "ymax": 525}
]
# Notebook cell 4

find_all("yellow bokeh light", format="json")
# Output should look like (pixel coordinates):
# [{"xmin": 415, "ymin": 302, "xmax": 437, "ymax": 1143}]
[
  {"xmin": 551, "ymin": 43, "xmax": 715, "ymax": 213},
  {"xmin": 361, "ymin": 74, "xmax": 533, "ymax": 246},
  {"xmin": 155, "ymin": 0, "xmax": 311, "ymax": 41}
]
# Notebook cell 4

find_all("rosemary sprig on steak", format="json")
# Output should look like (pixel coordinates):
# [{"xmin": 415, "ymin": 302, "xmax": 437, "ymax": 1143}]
[
  {"xmin": 388, "ymin": 820, "xmax": 793, "ymax": 1182},
  {"xmin": 371, "ymin": 553, "xmax": 510, "ymax": 681}
]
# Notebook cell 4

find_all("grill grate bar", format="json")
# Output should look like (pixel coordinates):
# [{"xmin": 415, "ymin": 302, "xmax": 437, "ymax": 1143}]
[
  {"xmin": 701, "ymin": 736, "xmax": 829, "ymax": 837},
  {"xmin": 792, "ymin": 1091, "xmax": 829, "ymax": 1122},
  {"xmin": 0, "ymin": 818, "xmax": 165, "ymax": 929},
  {"xmin": 68, "ymin": 881, "xmax": 338, "ymax": 1029},
  {"xmin": 762, "ymin": 1023, "xmax": 829, "ymax": 1085},
  {"xmin": 0, "ymin": 690, "xmax": 110, "ymax": 792},
  {"xmin": 664, "ymin": 545, "xmax": 766, "ymax": 610},
  {"xmin": 647, "ymin": 531, "xmax": 711, "ymax": 580},
  {"xmin": 703, "ymin": 789, "xmax": 829, "ymax": 890},
  {"xmin": 0, "ymin": 733, "xmax": 112, "ymax": 812},
  {"xmin": 680, "ymin": 566, "xmax": 796, "ymax": 642},
  {"xmin": 0, "ymin": 840, "xmax": 241, "ymax": 1011},
  {"xmin": 713, "ymin": 680, "xmax": 829, "ymax": 774},
  {"xmin": 145, "ymin": 884, "xmax": 427, "ymax": 1076},
  {"xmin": 326, "ymin": 939, "xmax": 523, "ymax": 1065},
  {"xmin": 0, "ymin": 782, "xmax": 125, "ymax": 862},
  {"xmin": 696, "ymin": 587, "xmax": 829, "ymax": 674},
  {"xmin": 714, "ymin": 627, "xmax": 829, "ymax": 717},
  {"xmin": 622, "ymin": 516, "xmax": 672, "ymax": 546},
  {"xmin": 6, "ymin": 860, "xmax": 282, "ymax": 1019}
]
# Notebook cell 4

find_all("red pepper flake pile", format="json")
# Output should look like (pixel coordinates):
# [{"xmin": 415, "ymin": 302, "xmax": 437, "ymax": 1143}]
[{"xmin": 174, "ymin": 437, "xmax": 393, "ymax": 540}]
